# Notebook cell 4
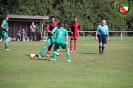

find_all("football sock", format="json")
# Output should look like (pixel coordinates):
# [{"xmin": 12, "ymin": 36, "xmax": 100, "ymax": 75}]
[
  {"xmin": 56, "ymin": 48, "xmax": 60, "ymax": 53},
  {"xmin": 48, "ymin": 45, "xmax": 53, "ymax": 52},
  {"xmin": 70, "ymin": 42, "xmax": 72, "ymax": 50},
  {"xmin": 74, "ymin": 43, "xmax": 76, "ymax": 50},
  {"xmin": 67, "ymin": 53, "xmax": 70, "ymax": 60},
  {"xmin": 102, "ymin": 47, "xmax": 105, "ymax": 53},
  {"xmin": 53, "ymin": 51, "xmax": 57, "ymax": 60},
  {"xmin": 39, "ymin": 47, "xmax": 46, "ymax": 55},
  {"xmin": 99, "ymin": 46, "xmax": 102, "ymax": 54},
  {"xmin": 5, "ymin": 43, "xmax": 8, "ymax": 49}
]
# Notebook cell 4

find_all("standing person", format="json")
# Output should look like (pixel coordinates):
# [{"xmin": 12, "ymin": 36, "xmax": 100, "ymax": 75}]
[
  {"xmin": 69, "ymin": 17, "xmax": 80, "ymax": 53},
  {"xmin": 30, "ymin": 22, "xmax": 36, "ymax": 41},
  {"xmin": 51, "ymin": 22, "xmax": 71, "ymax": 62},
  {"xmin": 95, "ymin": 19, "xmax": 110, "ymax": 54},
  {"xmin": 0, "ymin": 15, "xmax": 9, "ymax": 50},
  {"xmin": 45, "ymin": 16, "xmax": 58, "ymax": 56}
]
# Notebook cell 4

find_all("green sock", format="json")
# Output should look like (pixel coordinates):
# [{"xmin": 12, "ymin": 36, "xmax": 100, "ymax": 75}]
[
  {"xmin": 39, "ymin": 47, "xmax": 46, "ymax": 55},
  {"xmin": 5, "ymin": 43, "xmax": 8, "ymax": 49},
  {"xmin": 53, "ymin": 51, "xmax": 57, "ymax": 60},
  {"xmin": 67, "ymin": 53, "xmax": 70, "ymax": 60}
]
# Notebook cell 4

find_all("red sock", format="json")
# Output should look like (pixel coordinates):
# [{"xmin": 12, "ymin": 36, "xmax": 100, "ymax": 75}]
[
  {"xmin": 70, "ymin": 42, "xmax": 72, "ymax": 50},
  {"xmin": 48, "ymin": 44, "xmax": 53, "ymax": 52},
  {"xmin": 74, "ymin": 43, "xmax": 76, "ymax": 50}
]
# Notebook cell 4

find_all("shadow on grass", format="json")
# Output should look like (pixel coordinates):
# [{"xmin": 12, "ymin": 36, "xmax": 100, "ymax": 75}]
[
  {"xmin": 26, "ymin": 54, "xmax": 50, "ymax": 61},
  {"xmin": 34, "ymin": 55, "xmax": 51, "ymax": 61},
  {"xmin": 79, "ymin": 52, "xmax": 96, "ymax": 54},
  {"xmin": 36, "ymin": 58, "xmax": 50, "ymax": 61}
]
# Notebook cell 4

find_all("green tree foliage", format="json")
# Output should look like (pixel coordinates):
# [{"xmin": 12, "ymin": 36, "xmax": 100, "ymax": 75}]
[{"xmin": 0, "ymin": 0, "xmax": 133, "ymax": 31}]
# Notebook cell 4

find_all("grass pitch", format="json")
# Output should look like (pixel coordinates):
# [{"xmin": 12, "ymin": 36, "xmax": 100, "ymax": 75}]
[{"xmin": 0, "ymin": 37, "xmax": 133, "ymax": 88}]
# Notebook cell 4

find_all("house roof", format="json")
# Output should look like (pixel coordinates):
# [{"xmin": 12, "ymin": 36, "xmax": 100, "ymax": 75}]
[{"xmin": 7, "ymin": 15, "xmax": 49, "ymax": 20}]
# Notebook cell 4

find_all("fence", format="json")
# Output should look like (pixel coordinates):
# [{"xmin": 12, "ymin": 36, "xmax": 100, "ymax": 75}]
[{"xmin": 42, "ymin": 31, "xmax": 133, "ymax": 41}]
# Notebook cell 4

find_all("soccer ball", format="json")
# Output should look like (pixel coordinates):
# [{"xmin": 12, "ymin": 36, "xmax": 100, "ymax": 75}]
[{"xmin": 30, "ymin": 54, "xmax": 36, "ymax": 59}]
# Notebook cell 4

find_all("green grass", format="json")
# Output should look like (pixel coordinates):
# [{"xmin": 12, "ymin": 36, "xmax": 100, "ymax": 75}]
[{"xmin": 0, "ymin": 38, "xmax": 133, "ymax": 88}]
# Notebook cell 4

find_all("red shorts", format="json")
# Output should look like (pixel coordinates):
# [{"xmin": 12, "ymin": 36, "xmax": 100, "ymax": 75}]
[{"xmin": 70, "ymin": 35, "xmax": 78, "ymax": 40}]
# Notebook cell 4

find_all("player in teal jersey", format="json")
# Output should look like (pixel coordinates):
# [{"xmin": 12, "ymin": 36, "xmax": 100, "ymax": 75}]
[
  {"xmin": 38, "ymin": 26, "xmax": 58, "ymax": 57},
  {"xmin": 51, "ymin": 22, "xmax": 71, "ymax": 62},
  {"xmin": 0, "ymin": 15, "xmax": 10, "ymax": 50}
]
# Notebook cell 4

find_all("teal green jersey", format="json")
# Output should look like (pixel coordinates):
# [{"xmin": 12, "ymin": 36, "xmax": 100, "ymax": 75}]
[
  {"xmin": 52, "ymin": 26, "xmax": 58, "ymax": 33},
  {"xmin": 45, "ymin": 27, "xmax": 58, "ymax": 46},
  {"xmin": 51, "ymin": 26, "xmax": 58, "ymax": 37},
  {"xmin": 0, "ymin": 19, "xmax": 9, "ymax": 40},
  {"xmin": 55, "ymin": 27, "xmax": 68, "ymax": 41},
  {"xmin": 1, "ymin": 20, "xmax": 8, "ymax": 29},
  {"xmin": 51, "ymin": 26, "xmax": 58, "ymax": 42}
]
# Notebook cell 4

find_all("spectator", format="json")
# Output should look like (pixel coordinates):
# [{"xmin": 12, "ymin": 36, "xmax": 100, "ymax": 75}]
[
  {"xmin": 21, "ymin": 29, "xmax": 28, "ymax": 41},
  {"xmin": 30, "ymin": 22, "xmax": 36, "ymax": 41},
  {"xmin": 16, "ymin": 30, "xmax": 21, "ymax": 41}
]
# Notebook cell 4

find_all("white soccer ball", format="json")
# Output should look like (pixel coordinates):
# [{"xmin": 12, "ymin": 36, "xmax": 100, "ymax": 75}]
[{"xmin": 30, "ymin": 54, "xmax": 36, "ymax": 59}]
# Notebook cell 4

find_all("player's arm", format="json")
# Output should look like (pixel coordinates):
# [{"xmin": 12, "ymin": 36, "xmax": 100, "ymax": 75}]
[
  {"xmin": 46, "ymin": 23, "xmax": 53, "ymax": 34},
  {"xmin": 78, "ymin": 24, "xmax": 80, "ymax": 36},
  {"xmin": 30, "ymin": 25, "xmax": 32, "ymax": 30},
  {"xmin": 65, "ymin": 30, "xmax": 68, "ymax": 45},
  {"xmin": 95, "ymin": 26, "xmax": 99, "ymax": 40},
  {"xmin": 68, "ymin": 24, "xmax": 73, "ymax": 34},
  {"xmin": 51, "ymin": 27, "xmax": 57, "ymax": 37},
  {"xmin": 1, "ymin": 20, "xmax": 6, "ymax": 29},
  {"xmin": 106, "ymin": 26, "xmax": 110, "ymax": 41},
  {"xmin": 1, "ymin": 24, "xmax": 5, "ymax": 29},
  {"xmin": 1, "ymin": 21, "xmax": 9, "ymax": 31}
]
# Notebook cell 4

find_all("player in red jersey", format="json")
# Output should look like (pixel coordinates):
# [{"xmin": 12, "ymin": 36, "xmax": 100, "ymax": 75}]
[
  {"xmin": 45, "ymin": 16, "xmax": 58, "ymax": 56},
  {"xmin": 69, "ymin": 17, "xmax": 80, "ymax": 53}
]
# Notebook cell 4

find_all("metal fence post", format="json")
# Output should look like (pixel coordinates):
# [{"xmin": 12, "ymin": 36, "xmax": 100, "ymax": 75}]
[
  {"xmin": 44, "ymin": 31, "xmax": 46, "ymax": 40},
  {"xmin": 83, "ymin": 32, "xmax": 85, "ymax": 40},
  {"xmin": 121, "ymin": 31, "xmax": 122, "ymax": 40}
]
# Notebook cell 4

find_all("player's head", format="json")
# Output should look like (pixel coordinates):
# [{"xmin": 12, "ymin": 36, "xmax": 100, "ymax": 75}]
[
  {"xmin": 102, "ymin": 19, "xmax": 106, "ymax": 25},
  {"xmin": 22, "ymin": 29, "xmax": 25, "ymax": 32},
  {"xmin": 50, "ymin": 16, "xmax": 55, "ymax": 22},
  {"xmin": 32, "ymin": 22, "xmax": 34, "ymax": 25},
  {"xmin": 5, "ymin": 15, "xmax": 9, "ymax": 21},
  {"xmin": 74, "ymin": 17, "xmax": 78, "ymax": 22},
  {"xmin": 18, "ymin": 30, "xmax": 21, "ymax": 33},
  {"xmin": 58, "ymin": 22, "xmax": 64, "ymax": 28}
]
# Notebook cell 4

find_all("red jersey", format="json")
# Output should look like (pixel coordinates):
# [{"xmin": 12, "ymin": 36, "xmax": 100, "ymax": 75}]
[
  {"xmin": 46, "ymin": 21, "xmax": 58, "ymax": 36},
  {"xmin": 69, "ymin": 21, "xmax": 80, "ymax": 36},
  {"xmin": 46, "ymin": 21, "xmax": 58, "ymax": 31}
]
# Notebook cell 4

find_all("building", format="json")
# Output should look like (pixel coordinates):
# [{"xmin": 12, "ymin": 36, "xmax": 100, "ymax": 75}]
[{"xmin": 0, "ymin": 15, "xmax": 49, "ymax": 40}]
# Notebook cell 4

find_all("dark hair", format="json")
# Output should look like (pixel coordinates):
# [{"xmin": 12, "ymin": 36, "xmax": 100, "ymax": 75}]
[
  {"xmin": 58, "ymin": 22, "xmax": 64, "ymax": 27},
  {"xmin": 50, "ymin": 16, "xmax": 55, "ymax": 19},
  {"xmin": 5, "ymin": 15, "xmax": 9, "ymax": 18}
]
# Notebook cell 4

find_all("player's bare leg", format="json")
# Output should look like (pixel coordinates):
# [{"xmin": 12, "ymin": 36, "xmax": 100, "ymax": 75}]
[
  {"xmin": 73, "ymin": 39, "xmax": 77, "ymax": 53},
  {"xmin": 0, "ymin": 38, "xmax": 2, "ymax": 42},
  {"xmin": 46, "ymin": 44, "xmax": 53, "ymax": 56}
]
